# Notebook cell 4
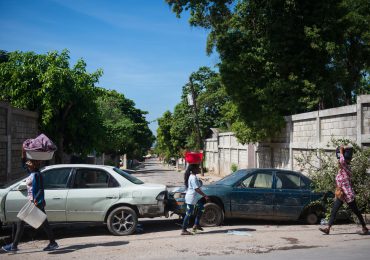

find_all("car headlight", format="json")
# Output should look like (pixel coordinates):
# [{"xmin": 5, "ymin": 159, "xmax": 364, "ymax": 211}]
[{"xmin": 173, "ymin": 192, "xmax": 185, "ymax": 199}]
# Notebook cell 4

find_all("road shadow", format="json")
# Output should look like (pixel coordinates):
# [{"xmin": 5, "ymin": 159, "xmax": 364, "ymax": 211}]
[
  {"xmin": 329, "ymin": 231, "xmax": 369, "ymax": 236},
  {"xmin": 48, "ymin": 240, "xmax": 129, "ymax": 255},
  {"xmin": 0, "ymin": 223, "xmax": 112, "ymax": 246},
  {"xmin": 1, "ymin": 241, "xmax": 129, "ymax": 255}
]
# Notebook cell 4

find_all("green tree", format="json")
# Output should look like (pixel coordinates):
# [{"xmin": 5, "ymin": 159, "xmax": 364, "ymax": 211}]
[
  {"xmin": 156, "ymin": 67, "xmax": 229, "ymax": 158},
  {"xmin": 167, "ymin": 0, "xmax": 370, "ymax": 143},
  {"xmin": 0, "ymin": 50, "xmax": 103, "ymax": 162},
  {"xmin": 155, "ymin": 111, "xmax": 177, "ymax": 162},
  {"xmin": 177, "ymin": 67, "xmax": 229, "ymax": 149},
  {"xmin": 96, "ymin": 89, "xmax": 154, "ymax": 160}
]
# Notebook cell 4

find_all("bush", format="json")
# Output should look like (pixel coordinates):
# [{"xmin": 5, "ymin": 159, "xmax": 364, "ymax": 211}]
[
  {"xmin": 231, "ymin": 163, "xmax": 238, "ymax": 173},
  {"xmin": 296, "ymin": 138, "xmax": 370, "ymax": 214}
]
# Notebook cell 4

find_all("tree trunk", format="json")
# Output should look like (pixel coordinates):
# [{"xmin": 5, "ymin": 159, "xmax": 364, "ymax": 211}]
[{"xmin": 55, "ymin": 134, "xmax": 64, "ymax": 164}]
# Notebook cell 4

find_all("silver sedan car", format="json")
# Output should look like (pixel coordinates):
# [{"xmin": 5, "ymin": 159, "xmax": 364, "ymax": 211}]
[{"xmin": 0, "ymin": 164, "xmax": 169, "ymax": 235}]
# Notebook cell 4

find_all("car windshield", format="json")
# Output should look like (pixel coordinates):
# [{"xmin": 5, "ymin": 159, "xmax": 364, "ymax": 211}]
[
  {"xmin": 214, "ymin": 170, "xmax": 247, "ymax": 186},
  {"xmin": 0, "ymin": 175, "xmax": 27, "ymax": 189},
  {"xmin": 113, "ymin": 168, "xmax": 144, "ymax": 184}
]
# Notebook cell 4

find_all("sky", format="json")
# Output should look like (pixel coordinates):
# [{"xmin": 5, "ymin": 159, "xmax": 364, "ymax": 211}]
[{"xmin": 0, "ymin": 0, "xmax": 218, "ymax": 134}]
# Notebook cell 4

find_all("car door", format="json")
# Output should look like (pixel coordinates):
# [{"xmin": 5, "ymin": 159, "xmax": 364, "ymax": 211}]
[
  {"xmin": 230, "ymin": 170, "xmax": 274, "ymax": 218},
  {"xmin": 4, "ymin": 167, "xmax": 71, "ymax": 223},
  {"xmin": 66, "ymin": 168, "xmax": 120, "ymax": 222},
  {"xmin": 274, "ymin": 171, "xmax": 311, "ymax": 220},
  {"xmin": 41, "ymin": 167, "xmax": 72, "ymax": 222},
  {"xmin": 4, "ymin": 179, "xmax": 29, "ymax": 222}
]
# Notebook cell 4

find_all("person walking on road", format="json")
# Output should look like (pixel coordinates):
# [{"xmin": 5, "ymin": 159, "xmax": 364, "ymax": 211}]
[
  {"xmin": 2, "ymin": 149, "xmax": 59, "ymax": 252},
  {"xmin": 181, "ymin": 163, "xmax": 209, "ymax": 235},
  {"xmin": 319, "ymin": 146, "xmax": 368, "ymax": 235}
]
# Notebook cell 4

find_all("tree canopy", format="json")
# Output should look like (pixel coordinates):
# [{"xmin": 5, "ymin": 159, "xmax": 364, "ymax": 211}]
[
  {"xmin": 155, "ymin": 67, "xmax": 228, "ymax": 160},
  {"xmin": 96, "ymin": 89, "xmax": 155, "ymax": 159},
  {"xmin": 167, "ymin": 0, "xmax": 370, "ymax": 143},
  {"xmin": 0, "ymin": 49, "xmax": 154, "ymax": 162}
]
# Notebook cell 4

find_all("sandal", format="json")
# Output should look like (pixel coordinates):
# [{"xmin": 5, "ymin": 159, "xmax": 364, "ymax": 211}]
[
  {"xmin": 193, "ymin": 225, "xmax": 204, "ymax": 231},
  {"xmin": 181, "ymin": 230, "xmax": 193, "ymax": 235},
  {"xmin": 319, "ymin": 227, "xmax": 330, "ymax": 235}
]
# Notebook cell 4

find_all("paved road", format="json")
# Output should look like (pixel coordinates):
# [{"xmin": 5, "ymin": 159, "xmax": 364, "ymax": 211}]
[
  {"xmin": 133, "ymin": 159, "xmax": 186, "ymax": 188},
  {"xmin": 1, "ymin": 159, "xmax": 369, "ymax": 259}
]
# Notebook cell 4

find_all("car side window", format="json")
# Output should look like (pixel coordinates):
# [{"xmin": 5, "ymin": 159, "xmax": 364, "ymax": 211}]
[
  {"xmin": 300, "ymin": 177, "xmax": 309, "ymax": 189},
  {"xmin": 276, "ymin": 172, "xmax": 301, "ymax": 190},
  {"xmin": 253, "ymin": 173, "xmax": 273, "ymax": 188},
  {"xmin": 241, "ymin": 172, "xmax": 272, "ymax": 189},
  {"xmin": 42, "ymin": 168, "xmax": 72, "ymax": 189},
  {"xmin": 73, "ymin": 169, "xmax": 119, "ymax": 189},
  {"xmin": 240, "ymin": 174, "xmax": 254, "ymax": 188}
]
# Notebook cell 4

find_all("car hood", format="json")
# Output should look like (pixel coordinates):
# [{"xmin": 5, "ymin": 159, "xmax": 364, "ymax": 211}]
[{"xmin": 169, "ymin": 183, "xmax": 230, "ymax": 194}]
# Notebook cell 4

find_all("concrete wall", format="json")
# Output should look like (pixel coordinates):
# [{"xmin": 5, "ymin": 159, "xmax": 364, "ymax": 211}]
[
  {"xmin": 0, "ymin": 102, "xmax": 38, "ymax": 184},
  {"xmin": 204, "ymin": 129, "xmax": 256, "ymax": 176},
  {"xmin": 204, "ymin": 95, "xmax": 370, "ymax": 176}
]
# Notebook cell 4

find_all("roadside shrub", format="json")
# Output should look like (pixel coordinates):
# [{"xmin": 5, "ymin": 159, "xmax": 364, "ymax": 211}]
[
  {"xmin": 231, "ymin": 163, "xmax": 238, "ymax": 173},
  {"xmin": 296, "ymin": 138, "xmax": 370, "ymax": 215}
]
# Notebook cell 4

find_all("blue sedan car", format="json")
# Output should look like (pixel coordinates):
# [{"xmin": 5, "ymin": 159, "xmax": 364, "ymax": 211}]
[{"xmin": 169, "ymin": 168, "xmax": 327, "ymax": 226}]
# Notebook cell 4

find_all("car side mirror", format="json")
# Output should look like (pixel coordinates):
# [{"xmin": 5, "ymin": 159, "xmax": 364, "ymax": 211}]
[{"xmin": 18, "ymin": 182, "xmax": 27, "ymax": 191}]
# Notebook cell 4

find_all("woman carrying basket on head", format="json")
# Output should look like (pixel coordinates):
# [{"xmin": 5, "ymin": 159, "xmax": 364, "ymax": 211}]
[
  {"xmin": 2, "ymin": 137, "xmax": 59, "ymax": 252},
  {"xmin": 319, "ymin": 145, "xmax": 368, "ymax": 235},
  {"xmin": 181, "ymin": 152, "xmax": 210, "ymax": 235}
]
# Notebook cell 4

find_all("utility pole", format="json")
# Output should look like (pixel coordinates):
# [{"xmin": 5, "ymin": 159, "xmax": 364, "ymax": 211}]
[{"xmin": 189, "ymin": 77, "xmax": 204, "ymax": 175}]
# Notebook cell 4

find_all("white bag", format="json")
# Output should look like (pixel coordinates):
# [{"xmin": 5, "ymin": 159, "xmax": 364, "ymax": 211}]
[{"xmin": 17, "ymin": 201, "xmax": 47, "ymax": 229}]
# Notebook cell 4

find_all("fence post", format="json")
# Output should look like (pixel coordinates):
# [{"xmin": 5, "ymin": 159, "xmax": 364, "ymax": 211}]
[{"xmin": 356, "ymin": 96, "xmax": 363, "ymax": 147}]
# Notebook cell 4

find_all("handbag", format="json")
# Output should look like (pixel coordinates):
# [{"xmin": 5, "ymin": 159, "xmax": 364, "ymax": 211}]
[{"xmin": 335, "ymin": 187, "xmax": 345, "ymax": 201}]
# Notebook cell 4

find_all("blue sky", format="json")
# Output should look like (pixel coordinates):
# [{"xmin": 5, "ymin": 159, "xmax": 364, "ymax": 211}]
[{"xmin": 0, "ymin": 0, "xmax": 218, "ymax": 134}]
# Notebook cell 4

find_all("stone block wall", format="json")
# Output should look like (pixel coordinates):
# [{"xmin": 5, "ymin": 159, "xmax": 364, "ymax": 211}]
[
  {"xmin": 204, "ymin": 95, "xmax": 370, "ymax": 176},
  {"xmin": 0, "ymin": 102, "xmax": 38, "ymax": 184},
  {"xmin": 292, "ymin": 119, "xmax": 317, "ymax": 143}
]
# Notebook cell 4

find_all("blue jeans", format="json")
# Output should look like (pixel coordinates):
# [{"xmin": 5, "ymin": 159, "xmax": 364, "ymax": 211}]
[{"xmin": 182, "ymin": 202, "xmax": 204, "ymax": 230}]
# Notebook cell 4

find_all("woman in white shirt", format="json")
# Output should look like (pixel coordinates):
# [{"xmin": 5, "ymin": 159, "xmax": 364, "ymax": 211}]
[{"xmin": 181, "ymin": 164, "xmax": 209, "ymax": 235}]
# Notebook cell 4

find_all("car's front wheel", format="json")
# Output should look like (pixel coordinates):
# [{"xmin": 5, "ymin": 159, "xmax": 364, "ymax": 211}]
[
  {"xmin": 305, "ymin": 212, "xmax": 319, "ymax": 225},
  {"xmin": 107, "ymin": 206, "xmax": 138, "ymax": 235},
  {"xmin": 200, "ymin": 202, "xmax": 224, "ymax": 227}
]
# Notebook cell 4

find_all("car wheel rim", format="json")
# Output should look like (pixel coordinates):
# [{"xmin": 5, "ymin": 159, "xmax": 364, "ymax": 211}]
[
  {"xmin": 307, "ymin": 213, "xmax": 318, "ymax": 224},
  {"xmin": 112, "ymin": 210, "xmax": 134, "ymax": 233},
  {"xmin": 203, "ymin": 207, "xmax": 218, "ymax": 225}
]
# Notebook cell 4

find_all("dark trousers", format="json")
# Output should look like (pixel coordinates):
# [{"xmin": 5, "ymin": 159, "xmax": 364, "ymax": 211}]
[
  {"xmin": 13, "ymin": 205, "xmax": 55, "ymax": 247},
  {"xmin": 182, "ymin": 202, "xmax": 204, "ymax": 230},
  {"xmin": 328, "ymin": 198, "xmax": 366, "ymax": 227}
]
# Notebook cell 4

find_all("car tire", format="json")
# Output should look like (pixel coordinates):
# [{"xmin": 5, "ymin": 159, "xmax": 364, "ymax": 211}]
[
  {"xmin": 305, "ymin": 212, "xmax": 319, "ymax": 225},
  {"xmin": 107, "ymin": 206, "xmax": 138, "ymax": 236},
  {"xmin": 200, "ymin": 202, "xmax": 224, "ymax": 227}
]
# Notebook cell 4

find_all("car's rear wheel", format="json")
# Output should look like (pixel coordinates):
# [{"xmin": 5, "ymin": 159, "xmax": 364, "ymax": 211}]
[
  {"xmin": 107, "ymin": 206, "xmax": 138, "ymax": 235},
  {"xmin": 305, "ymin": 212, "xmax": 319, "ymax": 225},
  {"xmin": 200, "ymin": 202, "xmax": 224, "ymax": 227}
]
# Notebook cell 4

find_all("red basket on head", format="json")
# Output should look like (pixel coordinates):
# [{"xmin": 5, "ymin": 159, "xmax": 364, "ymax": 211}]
[{"xmin": 185, "ymin": 151, "xmax": 203, "ymax": 164}]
